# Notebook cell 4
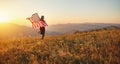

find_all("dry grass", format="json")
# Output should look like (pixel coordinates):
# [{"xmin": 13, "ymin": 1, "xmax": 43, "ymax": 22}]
[{"xmin": 0, "ymin": 28, "xmax": 120, "ymax": 64}]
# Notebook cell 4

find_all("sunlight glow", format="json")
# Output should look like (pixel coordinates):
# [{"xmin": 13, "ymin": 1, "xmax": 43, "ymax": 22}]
[{"xmin": 0, "ymin": 12, "xmax": 10, "ymax": 23}]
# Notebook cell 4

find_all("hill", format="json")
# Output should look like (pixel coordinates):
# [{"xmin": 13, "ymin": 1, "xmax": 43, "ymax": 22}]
[
  {"xmin": 0, "ymin": 23, "xmax": 120, "ymax": 39},
  {"xmin": 0, "ymin": 27, "xmax": 120, "ymax": 64},
  {"xmin": 0, "ymin": 23, "xmax": 39, "ymax": 39},
  {"xmin": 46, "ymin": 23, "xmax": 120, "ymax": 34}
]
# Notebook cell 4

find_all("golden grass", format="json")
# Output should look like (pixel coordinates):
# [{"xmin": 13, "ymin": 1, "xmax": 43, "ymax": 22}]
[{"xmin": 0, "ymin": 28, "xmax": 120, "ymax": 64}]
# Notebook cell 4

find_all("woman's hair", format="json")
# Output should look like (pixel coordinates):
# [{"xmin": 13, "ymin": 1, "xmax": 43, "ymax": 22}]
[{"xmin": 41, "ymin": 15, "xmax": 44, "ymax": 20}]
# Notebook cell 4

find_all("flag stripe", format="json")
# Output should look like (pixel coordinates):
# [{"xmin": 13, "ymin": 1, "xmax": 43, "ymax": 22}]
[{"xmin": 27, "ymin": 17, "xmax": 48, "ymax": 28}]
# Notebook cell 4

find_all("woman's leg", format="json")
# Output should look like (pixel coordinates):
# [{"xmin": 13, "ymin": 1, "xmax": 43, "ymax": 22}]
[{"xmin": 40, "ymin": 27, "xmax": 45, "ymax": 39}]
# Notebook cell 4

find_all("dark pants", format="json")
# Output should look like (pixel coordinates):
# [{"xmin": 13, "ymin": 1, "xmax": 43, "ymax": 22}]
[{"xmin": 40, "ymin": 27, "xmax": 45, "ymax": 39}]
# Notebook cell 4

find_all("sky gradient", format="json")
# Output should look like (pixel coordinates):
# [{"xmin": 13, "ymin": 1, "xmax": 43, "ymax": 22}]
[{"xmin": 0, "ymin": 0, "xmax": 120, "ymax": 26}]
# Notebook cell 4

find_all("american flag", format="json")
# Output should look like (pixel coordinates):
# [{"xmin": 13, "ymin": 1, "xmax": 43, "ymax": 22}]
[{"xmin": 27, "ymin": 13, "xmax": 48, "ymax": 28}]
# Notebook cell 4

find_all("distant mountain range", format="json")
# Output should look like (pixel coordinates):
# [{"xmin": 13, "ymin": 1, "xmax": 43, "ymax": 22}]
[
  {"xmin": 46, "ymin": 23, "xmax": 120, "ymax": 34},
  {"xmin": 0, "ymin": 23, "xmax": 120, "ymax": 39},
  {"xmin": 0, "ymin": 23, "xmax": 39, "ymax": 39}
]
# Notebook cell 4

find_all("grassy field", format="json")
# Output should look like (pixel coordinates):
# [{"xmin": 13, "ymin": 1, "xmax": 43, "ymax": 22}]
[{"xmin": 0, "ymin": 28, "xmax": 120, "ymax": 64}]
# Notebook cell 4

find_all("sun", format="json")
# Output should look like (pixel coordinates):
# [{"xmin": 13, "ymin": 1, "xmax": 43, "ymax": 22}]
[
  {"xmin": 0, "ymin": 16, "xmax": 8, "ymax": 22},
  {"xmin": 0, "ymin": 12, "xmax": 10, "ymax": 23}
]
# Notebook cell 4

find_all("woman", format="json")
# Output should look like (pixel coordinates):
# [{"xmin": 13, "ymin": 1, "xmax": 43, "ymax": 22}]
[
  {"xmin": 39, "ymin": 16, "xmax": 46, "ymax": 39},
  {"xmin": 27, "ymin": 13, "xmax": 47, "ymax": 39}
]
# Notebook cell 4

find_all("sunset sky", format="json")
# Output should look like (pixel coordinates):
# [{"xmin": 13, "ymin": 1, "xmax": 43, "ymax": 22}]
[{"xmin": 0, "ymin": 0, "xmax": 120, "ymax": 26}]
